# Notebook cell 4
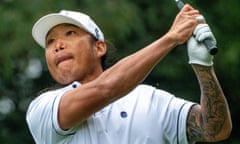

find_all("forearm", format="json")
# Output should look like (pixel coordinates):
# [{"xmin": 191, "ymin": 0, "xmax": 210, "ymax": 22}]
[
  {"xmin": 96, "ymin": 4, "xmax": 200, "ymax": 100},
  {"xmin": 97, "ymin": 34, "xmax": 176, "ymax": 100},
  {"xmin": 188, "ymin": 64, "xmax": 232, "ymax": 142}
]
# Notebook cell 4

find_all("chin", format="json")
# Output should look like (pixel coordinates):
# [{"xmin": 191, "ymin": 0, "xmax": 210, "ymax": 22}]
[{"xmin": 56, "ymin": 77, "xmax": 75, "ymax": 86}]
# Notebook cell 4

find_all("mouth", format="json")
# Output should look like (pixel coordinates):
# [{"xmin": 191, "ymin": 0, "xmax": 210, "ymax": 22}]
[{"xmin": 55, "ymin": 54, "xmax": 73, "ymax": 66}]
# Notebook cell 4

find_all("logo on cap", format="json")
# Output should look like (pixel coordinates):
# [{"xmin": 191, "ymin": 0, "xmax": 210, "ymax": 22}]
[{"xmin": 95, "ymin": 28, "xmax": 100, "ymax": 40}]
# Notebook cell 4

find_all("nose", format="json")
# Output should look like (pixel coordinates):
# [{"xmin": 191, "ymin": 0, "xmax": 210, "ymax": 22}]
[{"xmin": 55, "ymin": 39, "xmax": 66, "ymax": 52}]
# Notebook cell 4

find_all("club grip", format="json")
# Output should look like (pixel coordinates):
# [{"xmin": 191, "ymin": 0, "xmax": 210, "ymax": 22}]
[
  {"xmin": 203, "ymin": 38, "xmax": 218, "ymax": 55},
  {"xmin": 175, "ymin": 0, "xmax": 218, "ymax": 55}
]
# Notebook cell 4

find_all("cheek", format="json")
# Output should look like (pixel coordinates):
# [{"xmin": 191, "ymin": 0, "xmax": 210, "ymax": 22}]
[
  {"xmin": 45, "ymin": 52, "xmax": 53, "ymax": 66},
  {"xmin": 45, "ymin": 53, "xmax": 57, "ymax": 76},
  {"xmin": 75, "ymin": 50, "xmax": 95, "ymax": 67}
]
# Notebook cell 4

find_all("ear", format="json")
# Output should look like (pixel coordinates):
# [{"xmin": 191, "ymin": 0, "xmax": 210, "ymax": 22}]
[{"xmin": 95, "ymin": 41, "xmax": 107, "ymax": 58}]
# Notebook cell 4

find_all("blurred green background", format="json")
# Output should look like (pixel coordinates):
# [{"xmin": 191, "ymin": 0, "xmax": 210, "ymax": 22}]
[{"xmin": 0, "ymin": 0, "xmax": 239, "ymax": 143}]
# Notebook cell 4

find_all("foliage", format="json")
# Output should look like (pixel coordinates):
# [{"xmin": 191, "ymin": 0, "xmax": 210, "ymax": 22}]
[{"xmin": 0, "ymin": 0, "xmax": 239, "ymax": 143}]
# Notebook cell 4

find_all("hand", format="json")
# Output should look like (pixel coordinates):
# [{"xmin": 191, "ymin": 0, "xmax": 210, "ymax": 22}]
[
  {"xmin": 187, "ymin": 23, "xmax": 217, "ymax": 66},
  {"xmin": 187, "ymin": 36, "xmax": 213, "ymax": 66},
  {"xmin": 167, "ymin": 4, "xmax": 199, "ymax": 45},
  {"xmin": 193, "ymin": 23, "xmax": 216, "ymax": 44}
]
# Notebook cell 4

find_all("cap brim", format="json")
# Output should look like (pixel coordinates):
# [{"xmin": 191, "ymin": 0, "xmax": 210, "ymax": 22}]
[{"xmin": 32, "ymin": 14, "xmax": 86, "ymax": 48}]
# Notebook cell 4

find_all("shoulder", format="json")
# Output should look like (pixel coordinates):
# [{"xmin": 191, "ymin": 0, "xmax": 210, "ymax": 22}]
[
  {"xmin": 132, "ymin": 84, "xmax": 174, "ymax": 98},
  {"xmin": 120, "ymin": 84, "xmax": 176, "ymax": 107},
  {"xmin": 26, "ymin": 82, "xmax": 81, "ymax": 142},
  {"xmin": 128, "ymin": 84, "xmax": 195, "ymax": 116},
  {"xmin": 29, "ymin": 87, "xmax": 64, "ymax": 108},
  {"xmin": 27, "ymin": 82, "xmax": 80, "ymax": 117},
  {"xmin": 31, "ymin": 82, "xmax": 80, "ymax": 104},
  {"xmin": 26, "ymin": 88, "xmax": 63, "ymax": 123},
  {"xmin": 134, "ymin": 84, "xmax": 155, "ymax": 92}
]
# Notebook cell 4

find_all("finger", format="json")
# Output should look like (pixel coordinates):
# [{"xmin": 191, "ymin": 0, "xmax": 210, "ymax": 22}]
[
  {"xmin": 184, "ymin": 10, "xmax": 200, "ymax": 16},
  {"xmin": 181, "ymin": 4, "xmax": 195, "ymax": 11}
]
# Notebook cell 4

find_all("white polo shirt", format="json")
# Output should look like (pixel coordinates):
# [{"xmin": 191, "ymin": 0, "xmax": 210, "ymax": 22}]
[{"xmin": 26, "ymin": 82, "xmax": 195, "ymax": 144}]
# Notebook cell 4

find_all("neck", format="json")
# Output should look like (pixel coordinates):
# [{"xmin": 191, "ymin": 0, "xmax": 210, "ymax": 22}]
[{"xmin": 78, "ymin": 67, "xmax": 104, "ymax": 84}]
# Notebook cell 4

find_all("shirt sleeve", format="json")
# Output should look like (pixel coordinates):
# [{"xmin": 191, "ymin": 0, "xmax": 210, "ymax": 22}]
[
  {"xmin": 127, "ymin": 85, "xmax": 196, "ymax": 144},
  {"xmin": 163, "ymin": 93, "xmax": 196, "ymax": 144},
  {"xmin": 26, "ymin": 82, "xmax": 80, "ymax": 143},
  {"xmin": 52, "ymin": 89, "xmax": 78, "ymax": 136},
  {"xmin": 177, "ymin": 101, "xmax": 196, "ymax": 144},
  {"xmin": 26, "ymin": 90, "xmax": 62, "ymax": 143},
  {"xmin": 52, "ymin": 82, "xmax": 80, "ymax": 135},
  {"xmin": 152, "ymin": 88, "xmax": 196, "ymax": 144}
]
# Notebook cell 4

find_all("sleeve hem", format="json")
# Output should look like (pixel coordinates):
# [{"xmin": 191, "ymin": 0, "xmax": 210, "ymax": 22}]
[
  {"xmin": 52, "ymin": 82, "xmax": 80, "ymax": 136},
  {"xmin": 177, "ymin": 102, "xmax": 196, "ymax": 144}
]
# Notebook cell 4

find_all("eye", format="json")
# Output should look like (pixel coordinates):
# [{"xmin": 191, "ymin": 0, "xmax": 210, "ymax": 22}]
[
  {"xmin": 46, "ymin": 38, "xmax": 55, "ymax": 46},
  {"xmin": 66, "ymin": 30, "xmax": 76, "ymax": 36}
]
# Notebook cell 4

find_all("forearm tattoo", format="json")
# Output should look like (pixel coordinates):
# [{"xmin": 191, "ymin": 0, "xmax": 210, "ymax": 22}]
[{"xmin": 187, "ymin": 66, "xmax": 227, "ymax": 142}]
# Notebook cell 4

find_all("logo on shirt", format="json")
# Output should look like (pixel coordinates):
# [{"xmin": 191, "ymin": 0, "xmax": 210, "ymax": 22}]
[{"xmin": 120, "ymin": 111, "xmax": 128, "ymax": 118}]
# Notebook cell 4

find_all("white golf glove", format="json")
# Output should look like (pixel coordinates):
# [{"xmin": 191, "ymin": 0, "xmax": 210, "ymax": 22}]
[{"xmin": 187, "ymin": 24, "xmax": 217, "ymax": 66}]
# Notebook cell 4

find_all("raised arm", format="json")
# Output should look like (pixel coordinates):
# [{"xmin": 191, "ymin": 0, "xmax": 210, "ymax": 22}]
[
  {"xmin": 58, "ymin": 5, "xmax": 200, "ymax": 130},
  {"xmin": 186, "ymin": 24, "xmax": 232, "ymax": 142},
  {"xmin": 187, "ymin": 65, "xmax": 232, "ymax": 142}
]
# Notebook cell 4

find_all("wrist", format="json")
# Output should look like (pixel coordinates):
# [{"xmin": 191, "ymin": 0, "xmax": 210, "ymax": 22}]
[
  {"xmin": 163, "ymin": 32, "xmax": 179, "ymax": 48},
  {"xmin": 191, "ymin": 63, "xmax": 213, "ymax": 68}
]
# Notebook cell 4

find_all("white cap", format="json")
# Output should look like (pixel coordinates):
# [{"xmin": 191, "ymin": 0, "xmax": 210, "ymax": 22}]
[{"xmin": 32, "ymin": 10, "xmax": 104, "ymax": 48}]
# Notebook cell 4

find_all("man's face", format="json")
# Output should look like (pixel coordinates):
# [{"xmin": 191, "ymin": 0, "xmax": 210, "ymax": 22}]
[{"xmin": 45, "ymin": 24, "xmax": 105, "ymax": 85}]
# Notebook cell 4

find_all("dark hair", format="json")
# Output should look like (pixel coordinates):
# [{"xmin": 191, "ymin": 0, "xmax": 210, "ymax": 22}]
[
  {"xmin": 89, "ymin": 36, "xmax": 117, "ymax": 70},
  {"xmin": 102, "ymin": 40, "xmax": 117, "ymax": 70}
]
